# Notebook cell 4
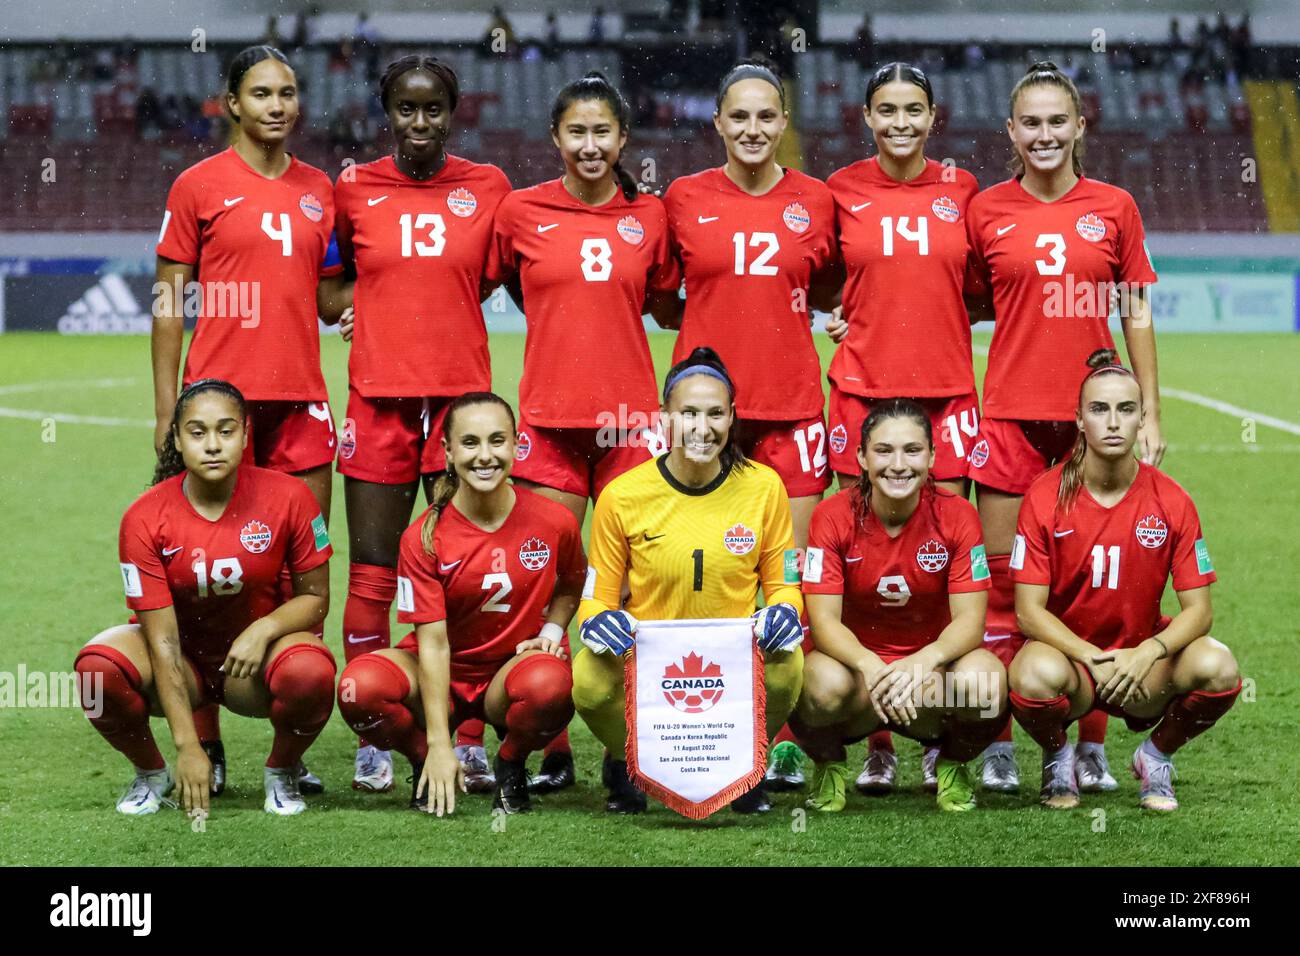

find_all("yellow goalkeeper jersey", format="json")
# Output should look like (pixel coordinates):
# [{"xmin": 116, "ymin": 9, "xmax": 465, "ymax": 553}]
[{"xmin": 578, "ymin": 456, "xmax": 803, "ymax": 626}]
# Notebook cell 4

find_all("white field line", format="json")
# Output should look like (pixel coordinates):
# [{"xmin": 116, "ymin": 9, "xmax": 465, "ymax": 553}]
[
  {"xmin": 0, "ymin": 377, "xmax": 148, "ymax": 427},
  {"xmin": 0, "ymin": 407, "xmax": 151, "ymax": 427},
  {"xmin": 0, "ymin": 377, "xmax": 138, "ymax": 396}
]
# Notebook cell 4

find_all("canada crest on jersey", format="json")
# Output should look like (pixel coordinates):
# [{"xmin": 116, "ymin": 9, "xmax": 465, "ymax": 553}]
[
  {"xmin": 299, "ymin": 192, "xmax": 324, "ymax": 223},
  {"xmin": 916, "ymin": 539, "xmax": 949, "ymax": 572},
  {"xmin": 931, "ymin": 195, "xmax": 960, "ymax": 223},
  {"xmin": 782, "ymin": 202, "xmax": 811, "ymax": 234},
  {"xmin": 518, "ymin": 536, "xmax": 551, "ymax": 571},
  {"xmin": 662, "ymin": 652, "xmax": 725, "ymax": 714},
  {"xmin": 1135, "ymin": 514, "xmax": 1168, "ymax": 549},
  {"xmin": 339, "ymin": 418, "xmax": 357, "ymax": 460},
  {"xmin": 515, "ymin": 430, "xmax": 532, "ymax": 460},
  {"xmin": 969, "ymin": 439, "xmax": 990, "ymax": 469},
  {"xmin": 723, "ymin": 523, "xmax": 757, "ymax": 555},
  {"xmin": 617, "ymin": 215, "xmax": 645, "ymax": 245},
  {"xmin": 829, "ymin": 423, "xmax": 849, "ymax": 455},
  {"xmin": 1076, "ymin": 212, "xmax": 1106, "ymax": 243},
  {"xmin": 446, "ymin": 187, "xmax": 478, "ymax": 218},
  {"xmin": 240, "ymin": 520, "xmax": 273, "ymax": 554}
]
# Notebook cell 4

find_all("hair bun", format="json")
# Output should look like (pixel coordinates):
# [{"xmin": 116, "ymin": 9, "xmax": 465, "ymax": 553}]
[
  {"xmin": 1026, "ymin": 60, "xmax": 1061, "ymax": 74},
  {"xmin": 1086, "ymin": 347, "xmax": 1121, "ymax": 369},
  {"xmin": 582, "ymin": 70, "xmax": 609, "ymax": 82}
]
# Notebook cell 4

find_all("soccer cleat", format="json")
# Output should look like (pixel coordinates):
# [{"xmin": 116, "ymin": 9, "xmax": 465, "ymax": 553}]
[
  {"xmin": 455, "ymin": 744, "xmax": 496, "ymax": 794},
  {"xmin": 764, "ymin": 740, "xmax": 806, "ymax": 791},
  {"xmin": 979, "ymin": 742, "xmax": 1020, "ymax": 792},
  {"xmin": 116, "ymin": 766, "xmax": 175, "ymax": 816},
  {"xmin": 1075, "ymin": 742, "xmax": 1118, "ymax": 792},
  {"xmin": 1039, "ymin": 743, "xmax": 1080, "ymax": 809},
  {"xmin": 352, "ymin": 744, "xmax": 395, "ymax": 792},
  {"xmin": 263, "ymin": 767, "xmax": 307, "ymax": 816},
  {"xmin": 806, "ymin": 760, "xmax": 851, "ymax": 812},
  {"xmin": 921, "ymin": 746, "xmax": 940, "ymax": 792},
  {"xmin": 200, "ymin": 740, "xmax": 226, "ymax": 796},
  {"xmin": 296, "ymin": 762, "xmax": 325, "ymax": 795},
  {"xmin": 731, "ymin": 779, "xmax": 773, "ymax": 814},
  {"xmin": 528, "ymin": 750, "xmax": 576, "ymax": 794},
  {"xmin": 855, "ymin": 748, "xmax": 897, "ymax": 795},
  {"xmin": 935, "ymin": 758, "xmax": 977, "ymax": 812},
  {"xmin": 408, "ymin": 763, "xmax": 428, "ymax": 813},
  {"xmin": 492, "ymin": 755, "xmax": 532, "ymax": 814},
  {"xmin": 1131, "ymin": 743, "xmax": 1179, "ymax": 812},
  {"xmin": 603, "ymin": 753, "xmax": 646, "ymax": 814}
]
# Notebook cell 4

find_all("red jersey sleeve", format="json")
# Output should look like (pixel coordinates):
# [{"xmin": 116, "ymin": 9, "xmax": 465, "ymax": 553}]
[
  {"xmin": 118, "ymin": 502, "xmax": 173, "ymax": 612},
  {"xmin": 802, "ymin": 498, "xmax": 848, "ymax": 595},
  {"xmin": 945, "ymin": 499, "xmax": 991, "ymax": 593},
  {"xmin": 157, "ymin": 170, "xmax": 201, "ymax": 265},
  {"xmin": 483, "ymin": 195, "xmax": 519, "ymax": 285},
  {"xmin": 1116, "ymin": 191, "xmax": 1158, "ymax": 287},
  {"xmin": 1169, "ymin": 491, "xmax": 1217, "ymax": 591},
  {"xmin": 1010, "ymin": 482, "xmax": 1053, "ymax": 586},
  {"xmin": 647, "ymin": 203, "xmax": 683, "ymax": 295},
  {"xmin": 286, "ymin": 482, "xmax": 333, "ymax": 574},
  {"xmin": 396, "ymin": 518, "xmax": 447, "ymax": 625}
]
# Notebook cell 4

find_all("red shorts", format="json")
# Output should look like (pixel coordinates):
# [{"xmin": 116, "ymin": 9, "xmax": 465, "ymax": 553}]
[
  {"xmin": 512, "ymin": 414, "xmax": 655, "ymax": 500},
  {"xmin": 1077, "ymin": 666, "xmax": 1162, "ymax": 732},
  {"xmin": 186, "ymin": 656, "xmax": 227, "ymax": 706},
  {"xmin": 245, "ymin": 400, "xmax": 337, "ymax": 474},
  {"xmin": 983, "ymin": 634, "xmax": 1025, "ymax": 670},
  {"xmin": 828, "ymin": 387, "xmax": 981, "ymax": 482},
  {"xmin": 969, "ymin": 418, "xmax": 1078, "ymax": 496},
  {"xmin": 736, "ymin": 414, "xmax": 834, "ymax": 498},
  {"xmin": 393, "ymin": 633, "xmax": 499, "ymax": 730},
  {"xmin": 336, "ymin": 387, "xmax": 454, "ymax": 484}
]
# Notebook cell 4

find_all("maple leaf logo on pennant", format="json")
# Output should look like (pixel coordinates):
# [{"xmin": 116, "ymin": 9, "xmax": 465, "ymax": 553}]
[{"xmin": 661, "ymin": 652, "xmax": 726, "ymax": 713}]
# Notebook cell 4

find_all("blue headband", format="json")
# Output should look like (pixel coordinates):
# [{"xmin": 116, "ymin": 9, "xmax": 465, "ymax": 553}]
[{"xmin": 664, "ymin": 364, "xmax": 733, "ymax": 401}]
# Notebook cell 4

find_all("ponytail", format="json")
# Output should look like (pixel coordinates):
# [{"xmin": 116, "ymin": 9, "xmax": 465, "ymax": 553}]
[
  {"xmin": 1056, "ymin": 349, "xmax": 1138, "ymax": 514},
  {"xmin": 152, "ymin": 379, "xmax": 247, "ymax": 486},
  {"xmin": 551, "ymin": 71, "xmax": 636, "ymax": 200},
  {"xmin": 1006, "ymin": 60, "xmax": 1086, "ymax": 178}
]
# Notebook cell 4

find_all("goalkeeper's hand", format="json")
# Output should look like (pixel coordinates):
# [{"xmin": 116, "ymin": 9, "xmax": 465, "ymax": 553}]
[
  {"xmin": 579, "ymin": 610, "xmax": 638, "ymax": 656},
  {"xmin": 752, "ymin": 604, "xmax": 804, "ymax": 653}
]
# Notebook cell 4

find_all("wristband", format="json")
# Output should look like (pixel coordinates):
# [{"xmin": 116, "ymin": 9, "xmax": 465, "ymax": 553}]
[
  {"xmin": 538, "ymin": 622, "xmax": 566, "ymax": 643},
  {"xmin": 1151, "ymin": 635, "xmax": 1168, "ymax": 660}
]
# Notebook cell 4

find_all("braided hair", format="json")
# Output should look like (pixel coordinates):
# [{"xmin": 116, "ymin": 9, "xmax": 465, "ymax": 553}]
[
  {"xmin": 864, "ymin": 61, "xmax": 933, "ymax": 108},
  {"xmin": 550, "ymin": 71, "xmax": 637, "ymax": 201},
  {"xmin": 152, "ymin": 379, "xmax": 247, "ymax": 486},
  {"xmin": 851, "ymin": 398, "xmax": 941, "ymax": 533},
  {"xmin": 378, "ymin": 54, "xmax": 460, "ymax": 112}
]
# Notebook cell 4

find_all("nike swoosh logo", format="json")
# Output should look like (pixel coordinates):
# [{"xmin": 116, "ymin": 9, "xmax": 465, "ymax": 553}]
[
  {"xmin": 537, "ymin": 223, "xmax": 559, "ymax": 233},
  {"xmin": 162, "ymin": 546, "xmax": 183, "ymax": 557},
  {"xmin": 439, "ymin": 560, "xmax": 463, "ymax": 572},
  {"xmin": 346, "ymin": 634, "xmax": 382, "ymax": 645},
  {"xmin": 1054, "ymin": 530, "xmax": 1075, "ymax": 537},
  {"xmin": 367, "ymin": 195, "xmax": 388, "ymax": 206},
  {"xmin": 997, "ymin": 224, "xmax": 1017, "ymax": 235},
  {"xmin": 850, "ymin": 202, "xmax": 872, "ymax": 212},
  {"xmin": 223, "ymin": 197, "xmax": 244, "ymax": 207},
  {"xmin": 644, "ymin": 532, "xmax": 665, "ymax": 541},
  {"xmin": 697, "ymin": 216, "xmax": 719, "ymax": 224},
  {"xmin": 845, "ymin": 556, "xmax": 863, "ymax": 563}
]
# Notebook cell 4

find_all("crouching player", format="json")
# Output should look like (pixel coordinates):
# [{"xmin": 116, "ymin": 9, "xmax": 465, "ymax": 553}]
[
  {"xmin": 573, "ymin": 347, "xmax": 805, "ymax": 815},
  {"xmin": 793, "ymin": 399, "xmax": 1007, "ymax": 812},
  {"xmin": 77, "ymin": 380, "xmax": 337, "ymax": 816},
  {"xmin": 337, "ymin": 393, "xmax": 585, "ymax": 815},
  {"xmin": 1009, "ymin": 355, "xmax": 1239, "ymax": 811}
]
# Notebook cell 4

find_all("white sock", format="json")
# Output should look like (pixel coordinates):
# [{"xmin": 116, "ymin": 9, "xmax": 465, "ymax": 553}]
[{"xmin": 1141, "ymin": 737, "xmax": 1170, "ymax": 761}]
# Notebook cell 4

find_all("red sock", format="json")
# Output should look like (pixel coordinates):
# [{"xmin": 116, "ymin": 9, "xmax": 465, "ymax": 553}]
[
  {"xmin": 941, "ymin": 715, "xmax": 1006, "ymax": 762},
  {"xmin": 75, "ymin": 646, "xmax": 165, "ymax": 771},
  {"xmin": 995, "ymin": 712, "xmax": 1013, "ymax": 743},
  {"xmin": 985, "ymin": 553, "xmax": 1016, "ymax": 638},
  {"xmin": 265, "ymin": 644, "xmax": 336, "ymax": 769},
  {"xmin": 1009, "ymin": 691, "xmax": 1070, "ymax": 752},
  {"xmin": 543, "ymin": 727, "xmax": 571, "ymax": 756},
  {"xmin": 456, "ymin": 719, "xmax": 486, "ymax": 748},
  {"xmin": 496, "ymin": 654, "xmax": 575, "ymax": 763},
  {"xmin": 338, "ymin": 654, "xmax": 428, "ymax": 766},
  {"xmin": 1150, "ymin": 680, "xmax": 1241, "ymax": 755},
  {"xmin": 191, "ymin": 702, "xmax": 221, "ymax": 742},
  {"xmin": 344, "ymin": 563, "xmax": 396, "ymax": 662},
  {"xmin": 771, "ymin": 724, "xmax": 797, "ymax": 746},
  {"xmin": 867, "ymin": 730, "xmax": 894, "ymax": 754},
  {"xmin": 1077, "ymin": 708, "xmax": 1108, "ymax": 745}
]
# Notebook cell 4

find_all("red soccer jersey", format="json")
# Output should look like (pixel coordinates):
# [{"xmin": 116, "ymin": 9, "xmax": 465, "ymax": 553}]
[
  {"xmin": 335, "ymin": 154, "xmax": 511, "ymax": 398},
  {"xmin": 118, "ymin": 467, "xmax": 333, "ymax": 666},
  {"xmin": 966, "ymin": 176, "xmax": 1158, "ymax": 421},
  {"xmin": 1010, "ymin": 462, "xmax": 1216, "ymax": 650},
  {"xmin": 396, "ymin": 487, "xmax": 587, "ymax": 681},
  {"xmin": 802, "ymin": 486, "xmax": 990, "ymax": 658},
  {"xmin": 157, "ymin": 148, "xmax": 343, "ymax": 402},
  {"xmin": 484, "ymin": 179, "xmax": 680, "ymax": 427},
  {"xmin": 828, "ymin": 158, "xmax": 980, "ymax": 398},
  {"xmin": 663, "ymin": 167, "xmax": 836, "ymax": 420}
]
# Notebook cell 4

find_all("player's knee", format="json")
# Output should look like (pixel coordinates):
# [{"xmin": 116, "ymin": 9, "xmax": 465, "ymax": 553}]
[
  {"xmin": 1186, "ymin": 636, "xmax": 1239, "ymax": 693},
  {"xmin": 74, "ymin": 645, "xmax": 143, "ymax": 728},
  {"xmin": 337, "ymin": 654, "xmax": 403, "ymax": 726},
  {"xmin": 1009, "ymin": 642, "xmax": 1069, "ymax": 699},
  {"xmin": 267, "ymin": 644, "xmax": 336, "ymax": 722},
  {"xmin": 950, "ymin": 651, "xmax": 1007, "ymax": 718},
  {"xmin": 506, "ymin": 653, "xmax": 575, "ymax": 723},
  {"xmin": 571, "ymin": 650, "xmax": 621, "ymax": 715}
]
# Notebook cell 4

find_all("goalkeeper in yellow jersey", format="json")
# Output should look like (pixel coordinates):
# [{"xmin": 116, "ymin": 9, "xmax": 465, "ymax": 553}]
[{"xmin": 573, "ymin": 347, "xmax": 805, "ymax": 815}]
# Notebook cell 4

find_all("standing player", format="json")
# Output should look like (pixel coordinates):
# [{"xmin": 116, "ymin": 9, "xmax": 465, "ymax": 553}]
[
  {"xmin": 1008, "ymin": 356, "xmax": 1238, "ymax": 811},
  {"xmin": 660, "ymin": 58, "xmax": 838, "ymax": 549},
  {"xmin": 152, "ymin": 46, "xmax": 343, "ymax": 791},
  {"xmin": 822, "ymin": 62, "xmax": 985, "ymax": 796},
  {"xmin": 76, "ymin": 380, "xmax": 337, "ymax": 816},
  {"xmin": 794, "ymin": 399, "xmax": 1004, "ymax": 812},
  {"xmin": 573, "ymin": 348, "xmax": 806, "ymax": 815},
  {"xmin": 485, "ymin": 72, "xmax": 681, "ymax": 529},
  {"xmin": 336, "ymin": 393, "xmax": 586, "ymax": 815},
  {"xmin": 329, "ymin": 55, "xmax": 513, "ymax": 793},
  {"xmin": 966, "ymin": 61, "xmax": 1163, "ymax": 790}
]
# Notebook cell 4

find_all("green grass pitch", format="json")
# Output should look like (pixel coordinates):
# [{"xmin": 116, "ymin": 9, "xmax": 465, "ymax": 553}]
[{"xmin": 1, "ymin": 330, "xmax": 1297, "ymax": 865}]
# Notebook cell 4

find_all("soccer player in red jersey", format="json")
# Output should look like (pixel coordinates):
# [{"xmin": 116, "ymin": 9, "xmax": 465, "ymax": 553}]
[
  {"xmin": 823, "ymin": 62, "xmax": 985, "ymax": 795},
  {"xmin": 1008, "ymin": 357, "xmax": 1238, "ymax": 811},
  {"xmin": 75, "ymin": 380, "xmax": 337, "ymax": 817},
  {"xmin": 328, "ymin": 55, "xmax": 513, "ymax": 793},
  {"xmin": 152, "ymin": 45, "xmax": 343, "ymax": 795},
  {"xmin": 336, "ymin": 393, "xmax": 586, "ymax": 815},
  {"xmin": 794, "ymin": 399, "xmax": 1005, "ymax": 812},
  {"xmin": 660, "ymin": 58, "xmax": 838, "ymax": 548},
  {"xmin": 485, "ymin": 72, "xmax": 681, "ymax": 528},
  {"xmin": 965, "ymin": 62, "xmax": 1164, "ymax": 791}
]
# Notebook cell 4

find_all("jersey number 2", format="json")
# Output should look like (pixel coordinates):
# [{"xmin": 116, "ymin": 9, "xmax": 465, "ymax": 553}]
[{"xmin": 481, "ymin": 572, "xmax": 513, "ymax": 612}]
